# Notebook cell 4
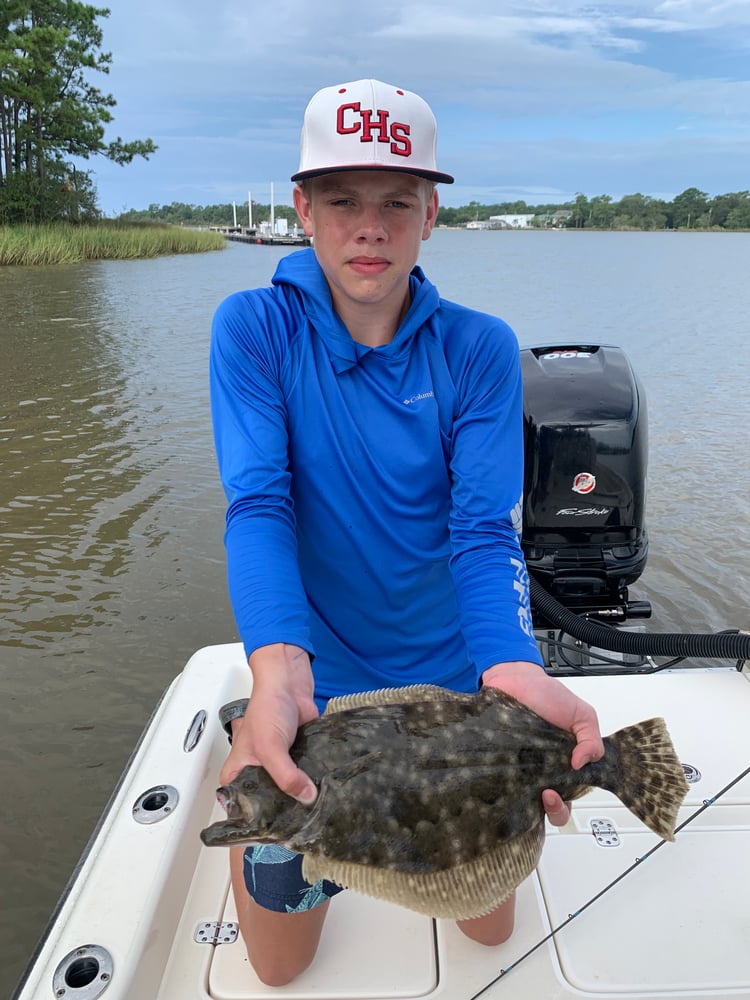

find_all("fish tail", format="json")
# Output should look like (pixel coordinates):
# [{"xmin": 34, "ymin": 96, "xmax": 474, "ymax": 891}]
[{"xmin": 602, "ymin": 718, "xmax": 689, "ymax": 841}]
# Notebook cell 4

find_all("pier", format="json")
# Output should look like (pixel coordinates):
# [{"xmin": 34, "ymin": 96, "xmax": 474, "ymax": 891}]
[{"xmin": 213, "ymin": 227, "xmax": 311, "ymax": 247}]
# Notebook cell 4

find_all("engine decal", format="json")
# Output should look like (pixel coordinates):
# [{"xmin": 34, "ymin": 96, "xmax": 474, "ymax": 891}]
[
  {"xmin": 556, "ymin": 507, "xmax": 609, "ymax": 516},
  {"xmin": 572, "ymin": 472, "xmax": 596, "ymax": 494}
]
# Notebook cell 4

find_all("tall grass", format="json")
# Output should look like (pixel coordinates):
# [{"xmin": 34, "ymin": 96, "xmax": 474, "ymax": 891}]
[{"xmin": 0, "ymin": 222, "xmax": 226, "ymax": 265}]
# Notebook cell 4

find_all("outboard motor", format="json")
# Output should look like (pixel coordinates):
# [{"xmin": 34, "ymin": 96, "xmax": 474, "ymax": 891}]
[{"xmin": 520, "ymin": 345, "xmax": 650, "ymax": 623}]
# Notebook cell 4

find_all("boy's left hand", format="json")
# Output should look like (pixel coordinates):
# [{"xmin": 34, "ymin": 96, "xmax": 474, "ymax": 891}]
[
  {"xmin": 481, "ymin": 660, "xmax": 605, "ymax": 770},
  {"xmin": 482, "ymin": 659, "xmax": 605, "ymax": 828}
]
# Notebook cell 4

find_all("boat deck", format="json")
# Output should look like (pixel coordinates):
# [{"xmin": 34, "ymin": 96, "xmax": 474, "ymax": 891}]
[{"xmin": 13, "ymin": 645, "xmax": 750, "ymax": 999}]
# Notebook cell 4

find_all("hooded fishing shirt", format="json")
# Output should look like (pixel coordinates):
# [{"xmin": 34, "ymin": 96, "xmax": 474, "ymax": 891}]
[{"xmin": 210, "ymin": 248, "xmax": 541, "ymax": 700}]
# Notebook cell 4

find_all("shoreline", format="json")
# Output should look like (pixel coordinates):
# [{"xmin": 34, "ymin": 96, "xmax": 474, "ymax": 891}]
[{"xmin": 0, "ymin": 222, "xmax": 225, "ymax": 266}]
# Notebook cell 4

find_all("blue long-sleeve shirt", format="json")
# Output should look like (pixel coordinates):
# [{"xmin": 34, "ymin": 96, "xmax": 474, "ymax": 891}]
[{"xmin": 210, "ymin": 248, "xmax": 541, "ymax": 701}]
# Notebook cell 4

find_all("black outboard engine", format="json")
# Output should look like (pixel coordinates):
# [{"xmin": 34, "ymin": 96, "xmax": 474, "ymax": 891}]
[{"xmin": 520, "ymin": 345, "xmax": 650, "ymax": 623}]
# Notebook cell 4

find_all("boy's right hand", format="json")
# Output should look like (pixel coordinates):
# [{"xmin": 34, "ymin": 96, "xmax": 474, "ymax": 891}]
[{"xmin": 219, "ymin": 643, "xmax": 319, "ymax": 805}]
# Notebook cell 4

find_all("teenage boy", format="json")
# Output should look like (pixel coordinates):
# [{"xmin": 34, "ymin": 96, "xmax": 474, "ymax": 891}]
[{"xmin": 210, "ymin": 79, "xmax": 603, "ymax": 986}]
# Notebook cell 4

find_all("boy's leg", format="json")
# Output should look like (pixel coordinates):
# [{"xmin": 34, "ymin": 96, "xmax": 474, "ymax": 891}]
[
  {"xmin": 229, "ymin": 845, "xmax": 339, "ymax": 987},
  {"xmin": 456, "ymin": 891, "xmax": 516, "ymax": 946}
]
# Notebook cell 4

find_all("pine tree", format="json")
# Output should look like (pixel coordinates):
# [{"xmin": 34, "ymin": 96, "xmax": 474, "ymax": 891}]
[{"xmin": 0, "ymin": 2, "xmax": 156, "ymax": 222}]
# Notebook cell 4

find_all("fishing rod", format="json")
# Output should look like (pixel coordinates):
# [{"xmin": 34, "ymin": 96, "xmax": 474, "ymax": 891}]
[{"xmin": 468, "ymin": 763, "xmax": 750, "ymax": 1000}]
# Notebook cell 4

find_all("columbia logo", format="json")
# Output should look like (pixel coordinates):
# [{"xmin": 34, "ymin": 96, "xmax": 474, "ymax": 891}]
[{"xmin": 403, "ymin": 391, "xmax": 435, "ymax": 405}]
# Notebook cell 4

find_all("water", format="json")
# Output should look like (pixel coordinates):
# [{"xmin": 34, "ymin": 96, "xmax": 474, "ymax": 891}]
[{"xmin": 1, "ymin": 230, "xmax": 749, "ymax": 994}]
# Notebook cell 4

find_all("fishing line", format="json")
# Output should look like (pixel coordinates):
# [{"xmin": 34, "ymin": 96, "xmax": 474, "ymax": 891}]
[{"xmin": 468, "ymin": 764, "xmax": 750, "ymax": 1000}]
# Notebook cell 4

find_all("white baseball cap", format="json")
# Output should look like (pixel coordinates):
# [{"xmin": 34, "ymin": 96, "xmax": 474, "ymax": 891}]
[{"xmin": 291, "ymin": 79, "xmax": 454, "ymax": 185}]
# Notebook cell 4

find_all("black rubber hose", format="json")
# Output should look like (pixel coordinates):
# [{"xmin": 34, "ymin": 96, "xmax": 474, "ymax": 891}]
[{"xmin": 529, "ymin": 576, "xmax": 750, "ymax": 661}]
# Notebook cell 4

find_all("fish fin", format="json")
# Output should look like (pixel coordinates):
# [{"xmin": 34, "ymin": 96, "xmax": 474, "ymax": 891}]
[
  {"xmin": 323, "ymin": 684, "xmax": 476, "ymax": 715},
  {"xmin": 300, "ymin": 822, "xmax": 545, "ymax": 921},
  {"xmin": 604, "ymin": 717, "xmax": 689, "ymax": 841}
]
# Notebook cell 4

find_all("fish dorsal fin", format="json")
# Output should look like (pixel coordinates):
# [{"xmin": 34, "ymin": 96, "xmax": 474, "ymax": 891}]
[
  {"xmin": 300, "ymin": 821, "xmax": 545, "ymax": 920},
  {"xmin": 323, "ymin": 684, "xmax": 476, "ymax": 716}
]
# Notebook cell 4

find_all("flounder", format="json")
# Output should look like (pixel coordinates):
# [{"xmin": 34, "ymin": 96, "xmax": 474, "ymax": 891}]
[{"xmin": 201, "ymin": 684, "xmax": 688, "ymax": 920}]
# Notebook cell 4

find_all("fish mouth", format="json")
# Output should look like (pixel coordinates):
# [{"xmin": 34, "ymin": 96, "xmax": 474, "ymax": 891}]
[
  {"xmin": 216, "ymin": 789, "xmax": 235, "ymax": 815},
  {"xmin": 200, "ymin": 817, "xmax": 258, "ymax": 846},
  {"xmin": 199, "ymin": 788, "xmax": 260, "ymax": 846}
]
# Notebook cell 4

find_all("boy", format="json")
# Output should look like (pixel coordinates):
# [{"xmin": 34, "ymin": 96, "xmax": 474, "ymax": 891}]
[{"xmin": 210, "ymin": 79, "xmax": 603, "ymax": 986}]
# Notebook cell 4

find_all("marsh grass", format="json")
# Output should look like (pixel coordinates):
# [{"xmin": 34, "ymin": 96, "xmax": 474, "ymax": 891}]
[{"xmin": 0, "ymin": 222, "xmax": 226, "ymax": 265}]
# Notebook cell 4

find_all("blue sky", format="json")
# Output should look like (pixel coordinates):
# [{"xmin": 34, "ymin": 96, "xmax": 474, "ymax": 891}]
[{"xmin": 89, "ymin": 0, "xmax": 750, "ymax": 214}]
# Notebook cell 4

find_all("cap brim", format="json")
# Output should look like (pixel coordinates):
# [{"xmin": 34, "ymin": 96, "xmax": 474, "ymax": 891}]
[{"xmin": 291, "ymin": 164, "xmax": 454, "ymax": 185}]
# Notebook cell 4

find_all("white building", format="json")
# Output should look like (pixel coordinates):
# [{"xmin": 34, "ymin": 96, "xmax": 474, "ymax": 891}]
[{"xmin": 489, "ymin": 214, "xmax": 536, "ymax": 229}]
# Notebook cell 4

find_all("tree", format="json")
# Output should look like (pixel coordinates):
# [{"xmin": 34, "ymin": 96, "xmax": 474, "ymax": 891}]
[
  {"xmin": 0, "ymin": 2, "xmax": 156, "ymax": 223},
  {"xmin": 724, "ymin": 197, "xmax": 750, "ymax": 230},
  {"xmin": 589, "ymin": 194, "xmax": 614, "ymax": 229},
  {"xmin": 671, "ymin": 187, "xmax": 708, "ymax": 229},
  {"xmin": 566, "ymin": 193, "xmax": 590, "ymax": 228},
  {"xmin": 612, "ymin": 193, "xmax": 667, "ymax": 230},
  {"xmin": 708, "ymin": 191, "xmax": 750, "ymax": 228}
]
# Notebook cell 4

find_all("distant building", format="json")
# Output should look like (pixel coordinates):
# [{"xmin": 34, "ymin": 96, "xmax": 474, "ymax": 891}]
[
  {"xmin": 466, "ymin": 210, "xmax": 573, "ymax": 230},
  {"xmin": 258, "ymin": 218, "xmax": 290, "ymax": 236},
  {"xmin": 536, "ymin": 210, "xmax": 574, "ymax": 228},
  {"xmin": 489, "ymin": 214, "xmax": 536, "ymax": 229}
]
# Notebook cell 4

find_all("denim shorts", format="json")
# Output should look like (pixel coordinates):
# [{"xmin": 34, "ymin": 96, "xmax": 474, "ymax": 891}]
[{"xmin": 243, "ymin": 844, "xmax": 345, "ymax": 914}]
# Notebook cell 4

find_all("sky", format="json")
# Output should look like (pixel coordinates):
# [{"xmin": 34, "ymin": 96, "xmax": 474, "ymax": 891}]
[{"xmin": 88, "ymin": 0, "xmax": 750, "ymax": 215}]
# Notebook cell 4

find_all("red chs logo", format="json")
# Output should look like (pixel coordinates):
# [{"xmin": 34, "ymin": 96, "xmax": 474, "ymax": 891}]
[
  {"xmin": 572, "ymin": 472, "xmax": 596, "ymax": 494},
  {"xmin": 336, "ymin": 102, "xmax": 412, "ymax": 157}
]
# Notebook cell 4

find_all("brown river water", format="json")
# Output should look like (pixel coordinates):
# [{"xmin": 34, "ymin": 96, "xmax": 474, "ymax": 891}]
[{"xmin": 1, "ymin": 230, "xmax": 749, "ymax": 995}]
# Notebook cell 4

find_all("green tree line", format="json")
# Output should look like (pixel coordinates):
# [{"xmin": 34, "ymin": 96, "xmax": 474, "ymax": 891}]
[
  {"xmin": 120, "ymin": 187, "xmax": 750, "ymax": 231},
  {"xmin": 440, "ymin": 187, "xmax": 750, "ymax": 230},
  {"xmin": 0, "ymin": 1, "xmax": 155, "ymax": 224}
]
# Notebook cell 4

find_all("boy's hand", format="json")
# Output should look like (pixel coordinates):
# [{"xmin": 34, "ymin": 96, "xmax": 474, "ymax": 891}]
[
  {"xmin": 482, "ymin": 660, "xmax": 605, "ymax": 769},
  {"xmin": 219, "ymin": 644, "xmax": 319, "ymax": 805}
]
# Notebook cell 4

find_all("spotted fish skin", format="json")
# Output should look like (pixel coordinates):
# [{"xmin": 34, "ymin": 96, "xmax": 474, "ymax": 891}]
[{"xmin": 201, "ymin": 685, "xmax": 688, "ymax": 919}]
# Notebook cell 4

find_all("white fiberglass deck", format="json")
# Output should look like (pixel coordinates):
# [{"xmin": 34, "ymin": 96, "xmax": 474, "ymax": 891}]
[{"xmin": 13, "ymin": 645, "xmax": 750, "ymax": 1000}]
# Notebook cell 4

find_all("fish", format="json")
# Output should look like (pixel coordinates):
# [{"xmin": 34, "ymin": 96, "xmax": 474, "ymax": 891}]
[{"xmin": 200, "ymin": 684, "xmax": 689, "ymax": 920}]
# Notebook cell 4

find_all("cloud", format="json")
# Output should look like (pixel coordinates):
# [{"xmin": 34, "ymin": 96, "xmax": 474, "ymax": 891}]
[
  {"xmin": 90, "ymin": 0, "xmax": 750, "ymax": 213},
  {"xmin": 654, "ymin": 0, "xmax": 750, "ymax": 30}
]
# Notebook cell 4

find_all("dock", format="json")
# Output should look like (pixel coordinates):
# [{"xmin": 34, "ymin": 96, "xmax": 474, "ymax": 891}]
[{"xmin": 213, "ymin": 227, "xmax": 311, "ymax": 247}]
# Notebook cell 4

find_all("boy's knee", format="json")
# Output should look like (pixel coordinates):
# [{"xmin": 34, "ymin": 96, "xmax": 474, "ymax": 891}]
[
  {"xmin": 247, "ymin": 947, "xmax": 315, "ymax": 987},
  {"xmin": 456, "ymin": 896, "xmax": 516, "ymax": 947},
  {"xmin": 458, "ymin": 919, "xmax": 515, "ymax": 946}
]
